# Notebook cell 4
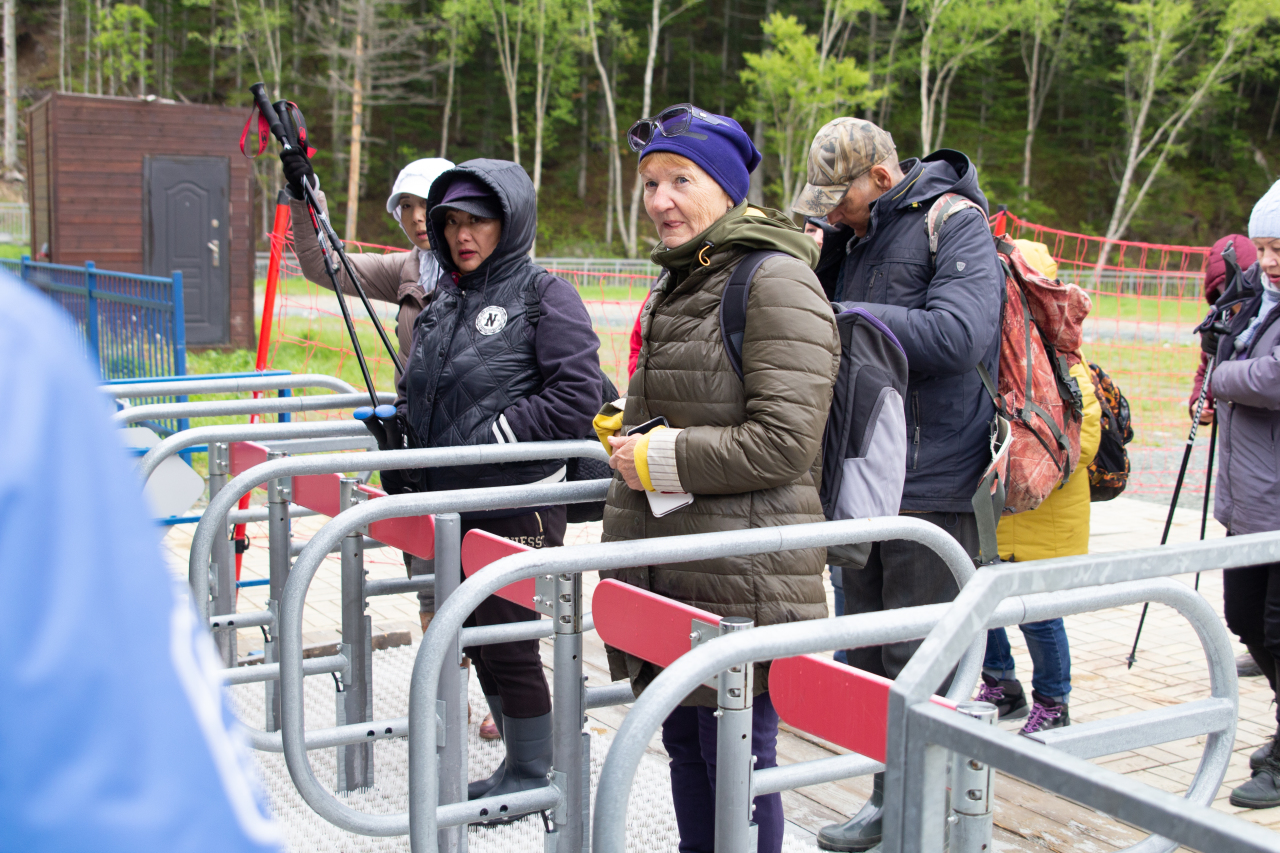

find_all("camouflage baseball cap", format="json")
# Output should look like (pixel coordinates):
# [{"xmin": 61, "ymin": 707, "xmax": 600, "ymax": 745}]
[{"xmin": 791, "ymin": 118, "xmax": 897, "ymax": 217}]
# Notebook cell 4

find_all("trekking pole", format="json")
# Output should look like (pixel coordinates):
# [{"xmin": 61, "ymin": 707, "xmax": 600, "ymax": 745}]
[
  {"xmin": 273, "ymin": 98, "xmax": 404, "ymax": 378},
  {"xmin": 1195, "ymin": 415, "xmax": 1218, "ymax": 592},
  {"xmin": 1126, "ymin": 355, "xmax": 1214, "ymax": 668},
  {"xmin": 248, "ymin": 83, "xmax": 380, "ymax": 408}
]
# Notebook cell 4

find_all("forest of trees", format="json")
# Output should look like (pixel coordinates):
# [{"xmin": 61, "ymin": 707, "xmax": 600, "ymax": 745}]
[{"xmin": 5, "ymin": 0, "xmax": 1280, "ymax": 255}]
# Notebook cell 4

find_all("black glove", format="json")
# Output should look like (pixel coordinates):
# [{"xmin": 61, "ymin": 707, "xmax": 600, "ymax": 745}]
[
  {"xmin": 1200, "ymin": 322, "xmax": 1226, "ymax": 358},
  {"xmin": 358, "ymin": 410, "xmax": 424, "ymax": 495},
  {"xmin": 280, "ymin": 147, "xmax": 315, "ymax": 198}
]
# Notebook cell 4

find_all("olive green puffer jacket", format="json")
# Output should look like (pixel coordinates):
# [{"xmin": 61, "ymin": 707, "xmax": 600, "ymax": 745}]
[{"xmin": 602, "ymin": 203, "xmax": 840, "ymax": 703}]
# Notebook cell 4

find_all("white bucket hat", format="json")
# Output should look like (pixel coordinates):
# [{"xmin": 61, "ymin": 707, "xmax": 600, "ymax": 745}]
[{"xmin": 387, "ymin": 158, "xmax": 455, "ymax": 221}]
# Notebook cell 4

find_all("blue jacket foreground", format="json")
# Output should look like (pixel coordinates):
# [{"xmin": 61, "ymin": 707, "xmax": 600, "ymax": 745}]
[
  {"xmin": 836, "ymin": 149, "xmax": 1003, "ymax": 513},
  {"xmin": 0, "ymin": 272, "xmax": 281, "ymax": 853}
]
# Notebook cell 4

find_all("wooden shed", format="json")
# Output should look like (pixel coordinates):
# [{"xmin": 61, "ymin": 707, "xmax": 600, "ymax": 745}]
[{"xmin": 26, "ymin": 92, "xmax": 256, "ymax": 348}]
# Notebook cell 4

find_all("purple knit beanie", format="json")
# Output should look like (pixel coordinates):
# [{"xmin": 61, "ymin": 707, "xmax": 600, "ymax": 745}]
[{"xmin": 638, "ymin": 108, "xmax": 762, "ymax": 205}]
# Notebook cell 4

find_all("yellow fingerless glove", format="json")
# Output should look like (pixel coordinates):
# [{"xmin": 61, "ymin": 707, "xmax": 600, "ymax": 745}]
[
  {"xmin": 633, "ymin": 426, "xmax": 666, "ymax": 492},
  {"xmin": 593, "ymin": 398, "xmax": 626, "ymax": 453}
]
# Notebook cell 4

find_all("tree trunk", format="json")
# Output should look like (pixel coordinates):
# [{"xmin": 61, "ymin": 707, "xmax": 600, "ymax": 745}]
[
  {"xmin": 59, "ymin": 0, "xmax": 67, "ymax": 92},
  {"xmin": 345, "ymin": 25, "xmax": 365, "ymax": 242},
  {"xmin": 490, "ymin": 0, "xmax": 523, "ymax": 166},
  {"xmin": 531, "ymin": 0, "xmax": 549, "ymax": 198},
  {"xmin": 877, "ymin": 0, "xmax": 908, "ymax": 125},
  {"xmin": 208, "ymin": 0, "xmax": 216, "ymax": 98},
  {"xmin": 2, "ymin": 0, "xmax": 14, "ymax": 176},
  {"xmin": 585, "ymin": 0, "xmax": 632, "ymax": 256},
  {"xmin": 577, "ymin": 72, "xmax": 588, "ymax": 199},
  {"xmin": 1021, "ymin": 30, "xmax": 1041, "ymax": 200},
  {"xmin": 863, "ymin": 9, "xmax": 877, "ymax": 120},
  {"xmin": 627, "ymin": 0, "xmax": 664, "ymax": 259},
  {"xmin": 439, "ymin": 24, "xmax": 455, "ymax": 158},
  {"xmin": 748, "ymin": 117, "xmax": 764, "ymax": 205},
  {"xmin": 96, "ymin": 0, "xmax": 103, "ymax": 94}
]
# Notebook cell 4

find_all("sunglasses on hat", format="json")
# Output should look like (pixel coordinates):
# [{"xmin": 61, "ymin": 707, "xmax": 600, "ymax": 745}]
[{"xmin": 627, "ymin": 104, "xmax": 728, "ymax": 153}]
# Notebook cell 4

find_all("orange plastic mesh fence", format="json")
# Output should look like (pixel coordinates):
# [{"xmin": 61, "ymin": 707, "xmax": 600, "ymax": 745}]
[{"xmin": 264, "ymin": 216, "xmax": 1218, "ymax": 511}]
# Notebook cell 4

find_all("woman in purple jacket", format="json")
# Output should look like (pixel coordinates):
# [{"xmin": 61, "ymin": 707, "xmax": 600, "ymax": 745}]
[{"xmin": 1210, "ymin": 180, "xmax": 1280, "ymax": 810}]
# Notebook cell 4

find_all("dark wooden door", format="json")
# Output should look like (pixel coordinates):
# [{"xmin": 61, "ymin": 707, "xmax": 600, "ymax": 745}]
[{"xmin": 144, "ymin": 155, "xmax": 230, "ymax": 345}]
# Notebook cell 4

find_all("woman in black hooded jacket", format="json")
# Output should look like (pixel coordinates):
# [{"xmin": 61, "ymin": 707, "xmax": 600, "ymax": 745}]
[{"xmin": 393, "ymin": 159, "xmax": 602, "ymax": 801}]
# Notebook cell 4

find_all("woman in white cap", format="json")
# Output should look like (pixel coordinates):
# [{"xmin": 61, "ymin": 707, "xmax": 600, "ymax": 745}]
[{"xmin": 283, "ymin": 155, "xmax": 454, "ymax": 370}]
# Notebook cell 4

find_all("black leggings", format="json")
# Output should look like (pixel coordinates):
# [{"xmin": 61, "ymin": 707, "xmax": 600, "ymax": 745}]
[
  {"xmin": 1223, "ymin": 559, "xmax": 1280, "ymax": 710},
  {"xmin": 460, "ymin": 505, "xmax": 565, "ymax": 719}
]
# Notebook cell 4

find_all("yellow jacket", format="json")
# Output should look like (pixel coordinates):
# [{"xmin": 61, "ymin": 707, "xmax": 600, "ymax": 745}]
[{"xmin": 996, "ymin": 359, "xmax": 1102, "ymax": 561}]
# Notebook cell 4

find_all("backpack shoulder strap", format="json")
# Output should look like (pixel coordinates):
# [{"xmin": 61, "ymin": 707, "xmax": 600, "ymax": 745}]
[
  {"xmin": 719, "ymin": 250, "xmax": 784, "ymax": 380},
  {"xmin": 926, "ymin": 192, "xmax": 983, "ymax": 257},
  {"xmin": 523, "ymin": 269, "xmax": 554, "ymax": 327}
]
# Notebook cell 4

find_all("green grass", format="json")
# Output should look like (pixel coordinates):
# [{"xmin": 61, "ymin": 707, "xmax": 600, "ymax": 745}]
[
  {"xmin": 1085, "ymin": 293, "xmax": 1207, "ymax": 325},
  {"xmin": 0, "ymin": 244, "xmax": 28, "ymax": 260}
]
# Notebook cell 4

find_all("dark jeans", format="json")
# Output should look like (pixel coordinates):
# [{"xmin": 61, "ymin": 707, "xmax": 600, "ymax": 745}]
[
  {"xmin": 1223, "ymin": 556, "xmax": 1280, "ymax": 721},
  {"xmin": 831, "ymin": 566, "xmax": 848, "ymax": 665},
  {"xmin": 842, "ymin": 511, "xmax": 978, "ymax": 680},
  {"xmin": 661, "ymin": 693, "xmax": 783, "ymax": 853},
  {"xmin": 983, "ymin": 620, "xmax": 1071, "ymax": 699},
  {"xmin": 459, "ymin": 505, "xmax": 565, "ymax": 720}
]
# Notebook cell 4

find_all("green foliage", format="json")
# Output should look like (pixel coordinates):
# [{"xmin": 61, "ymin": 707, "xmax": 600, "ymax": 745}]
[
  {"xmin": 13, "ymin": 0, "xmax": 1280, "ymax": 251},
  {"xmin": 740, "ymin": 13, "xmax": 874, "ymax": 205},
  {"xmin": 96, "ymin": 3, "xmax": 155, "ymax": 95}
]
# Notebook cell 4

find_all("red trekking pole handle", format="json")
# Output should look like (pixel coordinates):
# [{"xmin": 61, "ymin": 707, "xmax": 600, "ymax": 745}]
[{"xmin": 249, "ymin": 83, "xmax": 292, "ymax": 151}]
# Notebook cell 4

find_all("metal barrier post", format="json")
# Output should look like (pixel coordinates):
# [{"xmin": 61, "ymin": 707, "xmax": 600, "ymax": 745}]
[
  {"xmin": 550, "ymin": 570, "xmax": 585, "ymax": 852},
  {"xmin": 433, "ymin": 513, "xmax": 466, "ymax": 853},
  {"xmin": 208, "ymin": 441, "xmax": 236, "ymax": 666},
  {"xmin": 264, "ymin": 450, "xmax": 292, "ymax": 732},
  {"xmin": 947, "ymin": 701, "xmax": 996, "ymax": 853},
  {"xmin": 336, "ymin": 477, "xmax": 374, "ymax": 791},
  {"xmin": 85, "ymin": 260, "xmax": 99, "ymax": 360},
  {"xmin": 714, "ymin": 617, "xmax": 756, "ymax": 853}
]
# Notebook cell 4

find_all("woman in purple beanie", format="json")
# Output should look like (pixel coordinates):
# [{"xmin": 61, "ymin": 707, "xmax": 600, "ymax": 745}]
[{"xmin": 596, "ymin": 104, "xmax": 840, "ymax": 853}]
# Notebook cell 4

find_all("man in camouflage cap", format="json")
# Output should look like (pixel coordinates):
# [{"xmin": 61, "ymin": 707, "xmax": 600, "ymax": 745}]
[
  {"xmin": 797, "ymin": 118, "xmax": 1005, "ymax": 853},
  {"xmin": 791, "ymin": 117, "xmax": 900, "ymax": 221}
]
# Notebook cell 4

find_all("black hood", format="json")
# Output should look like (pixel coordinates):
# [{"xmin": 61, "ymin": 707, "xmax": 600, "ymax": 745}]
[
  {"xmin": 879, "ymin": 149, "xmax": 989, "ymax": 216},
  {"xmin": 424, "ymin": 158, "xmax": 537, "ymax": 288}
]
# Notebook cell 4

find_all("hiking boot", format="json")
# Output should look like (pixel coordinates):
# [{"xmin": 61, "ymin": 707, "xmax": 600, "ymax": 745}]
[
  {"xmin": 1251, "ymin": 741, "xmax": 1273, "ymax": 772},
  {"xmin": 817, "ymin": 772, "xmax": 883, "ymax": 851},
  {"xmin": 1020, "ymin": 693, "xmax": 1069, "ymax": 735},
  {"xmin": 1238, "ymin": 652, "xmax": 1264, "ymax": 679},
  {"xmin": 1231, "ymin": 739, "xmax": 1280, "ymax": 809},
  {"xmin": 1249, "ymin": 723, "xmax": 1280, "ymax": 772},
  {"xmin": 975, "ymin": 673, "xmax": 1028, "ymax": 721}
]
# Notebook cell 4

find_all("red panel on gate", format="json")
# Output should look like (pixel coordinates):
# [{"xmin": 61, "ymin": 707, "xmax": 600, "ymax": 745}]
[
  {"xmin": 229, "ymin": 441, "xmax": 270, "ymax": 477},
  {"xmin": 292, "ymin": 473, "xmax": 343, "ymax": 517},
  {"xmin": 224, "ymin": 445, "xmax": 435, "ymax": 559},
  {"xmin": 770, "ymin": 655, "xmax": 957, "ymax": 763},
  {"xmin": 461, "ymin": 530, "xmax": 537, "ymax": 608},
  {"xmin": 591, "ymin": 579, "xmax": 723, "ymax": 669}
]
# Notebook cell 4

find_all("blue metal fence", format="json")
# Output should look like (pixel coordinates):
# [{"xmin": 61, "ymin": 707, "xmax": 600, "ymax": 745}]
[{"xmin": 1, "ymin": 256, "xmax": 186, "ymax": 381}]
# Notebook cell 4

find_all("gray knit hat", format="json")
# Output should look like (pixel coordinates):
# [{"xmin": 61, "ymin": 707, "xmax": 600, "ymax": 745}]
[{"xmin": 1249, "ymin": 180, "xmax": 1280, "ymax": 239}]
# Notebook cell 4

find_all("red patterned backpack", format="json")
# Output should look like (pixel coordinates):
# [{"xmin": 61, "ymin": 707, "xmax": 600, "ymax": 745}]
[{"xmin": 927, "ymin": 196, "xmax": 1091, "ymax": 560}]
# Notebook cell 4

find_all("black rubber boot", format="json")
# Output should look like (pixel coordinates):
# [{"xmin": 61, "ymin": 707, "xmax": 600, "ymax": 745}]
[
  {"xmin": 1232, "ymin": 732, "xmax": 1280, "ymax": 809},
  {"xmin": 468, "ymin": 695, "xmax": 506, "ymax": 800},
  {"xmin": 473, "ymin": 712, "xmax": 553, "ymax": 824},
  {"xmin": 817, "ymin": 772, "xmax": 883, "ymax": 851}
]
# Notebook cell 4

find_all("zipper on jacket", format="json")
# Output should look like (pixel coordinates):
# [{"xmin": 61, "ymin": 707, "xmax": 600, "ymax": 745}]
[{"xmin": 911, "ymin": 391, "xmax": 921, "ymax": 470}]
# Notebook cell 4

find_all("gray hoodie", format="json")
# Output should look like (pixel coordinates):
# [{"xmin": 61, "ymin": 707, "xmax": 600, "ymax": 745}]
[{"xmin": 1212, "ymin": 263, "xmax": 1280, "ymax": 535}]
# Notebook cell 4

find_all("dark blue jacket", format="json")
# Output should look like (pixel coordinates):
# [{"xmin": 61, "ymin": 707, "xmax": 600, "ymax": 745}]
[
  {"xmin": 836, "ymin": 150, "xmax": 1002, "ymax": 513},
  {"xmin": 397, "ymin": 158, "xmax": 602, "ymax": 496}
]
